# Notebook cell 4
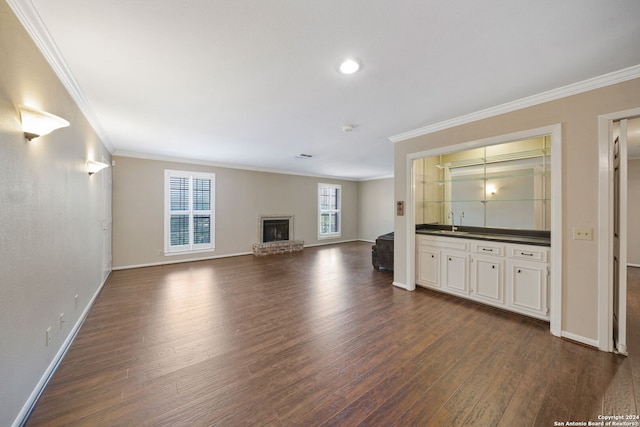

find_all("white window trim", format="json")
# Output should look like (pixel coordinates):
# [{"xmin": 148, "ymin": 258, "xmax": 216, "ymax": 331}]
[
  {"xmin": 164, "ymin": 170, "xmax": 216, "ymax": 255},
  {"xmin": 318, "ymin": 183, "xmax": 342, "ymax": 239}
]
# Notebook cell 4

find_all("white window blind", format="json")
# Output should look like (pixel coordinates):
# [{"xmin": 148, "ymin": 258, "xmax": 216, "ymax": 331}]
[
  {"xmin": 318, "ymin": 183, "xmax": 341, "ymax": 238},
  {"xmin": 164, "ymin": 170, "xmax": 215, "ymax": 254}
]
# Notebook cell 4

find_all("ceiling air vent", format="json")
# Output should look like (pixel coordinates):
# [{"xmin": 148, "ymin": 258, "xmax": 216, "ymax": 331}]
[{"xmin": 295, "ymin": 153, "xmax": 314, "ymax": 159}]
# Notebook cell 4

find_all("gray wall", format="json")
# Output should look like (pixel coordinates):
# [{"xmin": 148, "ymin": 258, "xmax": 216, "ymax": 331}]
[
  {"xmin": 0, "ymin": 3, "xmax": 111, "ymax": 425},
  {"xmin": 112, "ymin": 156, "xmax": 362, "ymax": 268},
  {"xmin": 358, "ymin": 177, "xmax": 394, "ymax": 241}
]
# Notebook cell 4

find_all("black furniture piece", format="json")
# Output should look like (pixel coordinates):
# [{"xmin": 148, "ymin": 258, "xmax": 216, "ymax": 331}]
[{"xmin": 372, "ymin": 232, "xmax": 394, "ymax": 271}]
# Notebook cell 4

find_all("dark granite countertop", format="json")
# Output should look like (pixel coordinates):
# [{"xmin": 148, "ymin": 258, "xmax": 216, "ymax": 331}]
[{"xmin": 416, "ymin": 224, "xmax": 551, "ymax": 247}]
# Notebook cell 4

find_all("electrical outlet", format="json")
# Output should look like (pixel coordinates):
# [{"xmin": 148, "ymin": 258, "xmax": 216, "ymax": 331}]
[
  {"xmin": 573, "ymin": 227, "xmax": 593, "ymax": 241},
  {"xmin": 59, "ymin": 313, "xmax": 65, "ymax": 330},
  {"xmin": 45, "ymin": 327, "xmax": 52, "ymax": 347}
]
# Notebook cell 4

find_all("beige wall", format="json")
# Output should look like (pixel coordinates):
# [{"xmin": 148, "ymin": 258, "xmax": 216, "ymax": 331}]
[
  {"xmin": 357, "ymin": 177, "xmax": 394, "ymax": 242},
  {"xmin": 394, "ymin": 78, "xmax": 640, "ymax": 344},
  {"xmin": 112, "ymin": 156, "xmax": 361, "ymax": 268},
  {"xmin": 629, "ymin": 159, "xmax": 640, "ymax": 266},
  {"xmin": 0, "ymin": 3, "xmax": 111, "ymax": 425}
]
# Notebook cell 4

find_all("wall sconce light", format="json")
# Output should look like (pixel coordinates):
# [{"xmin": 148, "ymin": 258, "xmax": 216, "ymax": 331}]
[
  {"xmin": 19, "ymin": 105, "xmax": 70, "ymax": 141},
  {"xmin": 486, "ymin": 184, "xmax": 497, "ymax": 195},
  {"xmin": 87, "ymin": 160, "xmax": 109, "ymax": 175}
]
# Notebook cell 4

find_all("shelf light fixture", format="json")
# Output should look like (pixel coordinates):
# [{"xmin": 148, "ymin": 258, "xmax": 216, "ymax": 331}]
[
  {"xmin": 19, "ymin": 105, "xmax": 70, "ymax": 141},
  {"xmin": 86, "ymin": 160, "xmax": 109, "ymax": 175}
]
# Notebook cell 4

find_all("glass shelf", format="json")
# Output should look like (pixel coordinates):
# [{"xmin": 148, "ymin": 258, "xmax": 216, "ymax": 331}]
[
  {"xmin": 434, "ymin": 147, "xmax": 550, "ymax": 169},
  {"xmin": 429, "ymin": 169, "xmax": 550, "ymax": 185}
]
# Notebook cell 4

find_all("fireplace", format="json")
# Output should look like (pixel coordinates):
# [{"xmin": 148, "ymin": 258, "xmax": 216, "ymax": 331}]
[
  {"xmin": 258, "ymin": 214, "xmax": 294, "ymax": 243},
  {"xmin": 253, "ymin": 214, "xmax": 304, "ymax": 256},
  {"xmin": 263, "ymin": 219, "xmax": 289, "ymax": 242}
]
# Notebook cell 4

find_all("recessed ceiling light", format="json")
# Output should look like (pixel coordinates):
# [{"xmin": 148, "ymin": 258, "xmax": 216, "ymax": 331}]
[{"xmin": 337, "ymin": 58, "xmax": 362, "ymax": 75}]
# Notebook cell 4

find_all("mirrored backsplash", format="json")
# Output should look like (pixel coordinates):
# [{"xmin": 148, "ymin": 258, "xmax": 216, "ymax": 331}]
[{"xmin": 414, "ymin": 136, "xmax": 551, "ymax": 231}]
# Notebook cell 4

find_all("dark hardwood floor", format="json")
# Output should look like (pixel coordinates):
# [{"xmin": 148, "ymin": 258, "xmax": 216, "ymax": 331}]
[{"xmin": 26, "ymin": 242, "xmax": 638, "ymax": 426}]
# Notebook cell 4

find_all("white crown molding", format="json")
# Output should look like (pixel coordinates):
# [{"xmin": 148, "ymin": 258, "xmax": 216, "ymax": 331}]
[
  {"xmin": 7, "ymin": 0, "xmax": 113, "ymax": 152},
  {"xmin": 358, "ymin": 174, "xmax": 394, "ymax": 182},
  {"xmin": 112, "ymin": 150, "xmax": 363, "ymax": 181},
  {"xmin": 389, "ymin": 64, "xmax": 640, "ymax": 143}
]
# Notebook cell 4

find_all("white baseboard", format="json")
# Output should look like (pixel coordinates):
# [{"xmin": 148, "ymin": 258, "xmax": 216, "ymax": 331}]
[
  {"xmin": 112, "ymin": 251, "xmax": 253, "ymax": 270},
  {"xmin": 13, "ymin": 273, "xmax": 110, "ymax": 427},
  {"xmin": 114, "ymin": 241, "xmax": 374, "ymax": 271},
  {"xmin": 561, "ymin": 331, "xmax": 599, "ymax": 349},
  {"xmin": 392, "ymin": 281, "xmax": 410, "ymax": 290},
  {"xmin": 304, "ymin": 239, "xmax": 359, "ymax": 248},
  {"xmin": 616, "ymin": 342, "xmax": 628, "ymax": 355}
]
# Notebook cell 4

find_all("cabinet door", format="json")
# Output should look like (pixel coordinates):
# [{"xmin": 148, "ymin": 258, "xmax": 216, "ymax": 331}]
[
  {"xmin": 507, "ymin": 261, "xmax": 548, "ymax": 317},
  {"xmin": 472, "ymin": 257, "xmax": 503, "ymax": 303},
  {"xmin": 417, "ymin": 248, "xmax": 440, "ymax": 288},
  {"xmin": 443, "ymin": 252, "xmax": 468, "ymax": 294}
]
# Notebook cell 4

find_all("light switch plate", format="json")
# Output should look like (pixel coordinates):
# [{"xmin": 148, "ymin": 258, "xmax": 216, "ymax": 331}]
[{"xmin": 573, "ymin": 227, "xmax": 593, "ymax": 241}]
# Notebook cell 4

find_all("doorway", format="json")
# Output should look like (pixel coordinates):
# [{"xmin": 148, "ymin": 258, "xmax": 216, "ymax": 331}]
[{"xmin": 598, "ymin": 110, "xmax": 640, "ymax": 353}]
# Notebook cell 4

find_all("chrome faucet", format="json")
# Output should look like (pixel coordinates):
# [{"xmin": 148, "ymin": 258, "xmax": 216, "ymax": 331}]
[
  {"xmin": 448, "ymin": 211, "xmax": 457, "ymax": 232},
  {"xmin": 459, "ymin": 211, "xmax": 465, "ymax": 226}
]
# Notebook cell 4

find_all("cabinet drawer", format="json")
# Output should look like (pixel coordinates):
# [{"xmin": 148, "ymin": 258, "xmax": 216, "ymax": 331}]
[
  {"xmin": 418, "ymin": 235, "xmax": 469, "ymax": 251},
  {"xmin": 508, "ymin": 245, "xmax": 548, "ymax": 262},
  {"xmin": 472, "ymin": 242, "xmax": 504, "ymax": 257}
]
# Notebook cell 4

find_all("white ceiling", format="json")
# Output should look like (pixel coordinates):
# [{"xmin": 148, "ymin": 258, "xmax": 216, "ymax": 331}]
[{"xmin": 12, "ymin": 0, "xmax": 640, "ymax": 179}]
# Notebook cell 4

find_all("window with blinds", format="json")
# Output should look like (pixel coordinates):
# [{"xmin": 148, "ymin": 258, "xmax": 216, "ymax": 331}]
[
  {"xmin": 164, "ymin": 170, "xmax": 215, "ymax": 254},
  {"xmin": 318, "ymin": 183, "xmax": 341, "ymax": 238}
]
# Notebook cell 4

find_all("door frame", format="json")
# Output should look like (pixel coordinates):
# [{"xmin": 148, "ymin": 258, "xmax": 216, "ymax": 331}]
[
  {"xmin": 101, "ymin": 156, "xmax": 112, "ymax": 284},
  {"xmin": 404, "ymin": 123, "xmax": 563, "ymax": 337},
  {"xmin": 597, "ymin": 107, "xmax": 640, "ymax": 353}
]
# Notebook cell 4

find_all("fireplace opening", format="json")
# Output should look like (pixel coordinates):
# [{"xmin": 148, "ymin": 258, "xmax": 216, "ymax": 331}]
[{"xmin": 263, "ymin": 219, "xmax": 290, "ymax": 243}]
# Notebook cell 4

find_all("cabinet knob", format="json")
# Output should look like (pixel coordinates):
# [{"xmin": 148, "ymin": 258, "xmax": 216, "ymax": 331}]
[
  {"xmin": 449, "ymin": 257, "xmax": 452, "ymax": 261},
  {"xmin": 492, "ymin": 265, "xmax": 496, "ymax": 269},
  {"xmin": 431, "ymin": 255, "xmax": 434, "ymax": 258},
  {"xmin": 517, "ymin": 269, "xmax": 522, "ymax": 273}
]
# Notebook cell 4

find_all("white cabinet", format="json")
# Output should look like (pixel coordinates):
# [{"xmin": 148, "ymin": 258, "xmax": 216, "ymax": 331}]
[
  {"xmin": 472, "ymin": 258, "xmax": 504, "ymax": 304},
  {"xmin": 416, "ymin": 234, "xmax": 549, "ymax": 321},
  {"xmin": 505, "ymin": 245, "xmax": 549, "ymax": 319},
  {"xmin": 416, "ymin": 235, "xmax": 468, "ymax": 291},
  {"xmin": 443, "ymin": 251, "xmax": 469, "ymax": 295},
  {"xmin": 417, "ymin": 247, "xmax": 440, "ymax": 288},
  {"xmin": 470, "ymin": 241, "xmax": 504, "ymax": 305}
]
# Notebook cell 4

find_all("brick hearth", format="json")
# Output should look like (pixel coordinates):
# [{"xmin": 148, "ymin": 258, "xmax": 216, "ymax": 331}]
[{"xmin": 252, "ymin": 240, "xmax": 304, "ymax": 256}]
